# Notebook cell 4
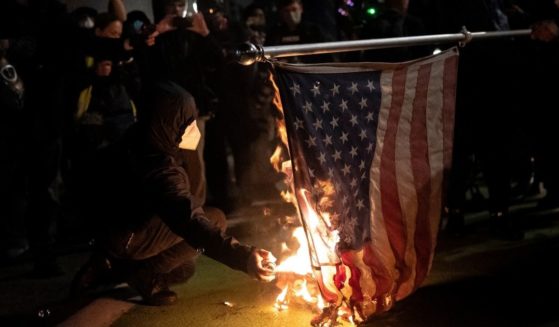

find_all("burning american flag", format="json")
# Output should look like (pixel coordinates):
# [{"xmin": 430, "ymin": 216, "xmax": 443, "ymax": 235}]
[{"xmin": 271, "ymin": 47, "xmax": 458, "ymax": 322}]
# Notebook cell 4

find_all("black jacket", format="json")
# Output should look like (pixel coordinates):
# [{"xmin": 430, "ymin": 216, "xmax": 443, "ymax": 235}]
[{"xmin": 88, "ymin": 81, "xmax": 253, "ymax": 272}]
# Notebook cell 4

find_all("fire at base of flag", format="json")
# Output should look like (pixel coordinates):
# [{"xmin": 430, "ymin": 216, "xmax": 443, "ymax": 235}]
[{"xmin": 267, "ymin": 47, "xmax": 459, "ymax": 325}]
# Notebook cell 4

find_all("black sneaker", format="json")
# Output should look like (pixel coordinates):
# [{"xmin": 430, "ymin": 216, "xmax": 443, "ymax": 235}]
[
  {"xmin": 70, "ymin": 252, "xmax": 114, "ymax": 298},
  {"xmin": 127, "ymin": 269, "xmax": 178, "ymax": 306},
  {"xmin": 161, "ymin": 259, "xmax": 196, "ymax": 286},
  {"xmin": 144, "ymin": 288, "xmax": 178, "ymax": 306}
]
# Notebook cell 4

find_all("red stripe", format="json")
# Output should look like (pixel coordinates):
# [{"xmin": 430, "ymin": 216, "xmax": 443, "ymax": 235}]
[
  {"xmin": 379, "ymin": 67, "xmax": 408, "ymax": 291},
  {"xmin": 333, "ymin": 263, "xmax": 347, "ymax": 290},
  {"xmin": 340, "ymin": 251, "xmax": 364, "ymax": 302},
  {"xmin": 410, "ymin": 63, "xmax": 433, "ymax": 289},
  {"xmin": 362, "ymin": 242, "xmax": 392, "ymax": 297}
]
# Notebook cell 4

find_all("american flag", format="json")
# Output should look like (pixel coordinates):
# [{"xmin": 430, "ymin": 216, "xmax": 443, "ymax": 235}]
[{"xmin": 272, "ymin": 48, "xmax": 458, "ymax": 320}]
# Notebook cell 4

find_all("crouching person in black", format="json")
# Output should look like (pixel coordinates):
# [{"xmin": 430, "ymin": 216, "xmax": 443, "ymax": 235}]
[{"xmin": 70, "ymin": 81, "xmax": 275, "ymax": 305}]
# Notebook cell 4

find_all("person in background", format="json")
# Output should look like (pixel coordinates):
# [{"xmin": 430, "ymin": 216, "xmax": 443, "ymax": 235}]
[
  {"xmin": 359, "ymin": 0, "xmax": 431, "ymax": 62},
  {"xmin": 67, "ymin": 46, "xmax": 138, "ymax": 230},
  {"xmin": 243, "ymin": 3, "xmax": 267, "ymax": 46},
  {"xmin": 0, "ymin": 0, "xmax": 73, "ymax": 276},
  {"xmin": 202, "ymin": 3, "xmax": 281, "ymax": 208},
  {"xmin": 409, "ymin": 0, "xmax": 525, "ymax": 240},
  {"xmin": 528, "ymin": 0, "xmax": 559, "ymax": 210},
  {"xmin": 267, "ymin": 0, "xmax": 332, "ymax": 63},
  {"xmin": 107, "ymin": 0, "xmax": 127, "ymax": 22},
  {"xmin": 95, "ymin": 12, "xmax": 123, "ymax": 39},
  {"xmin": 136, "ymin": 0, "xmax": 226, "ymax": 210},
  {"xmin": 0, "ymin": 49, "xmax": 28, "ymax": 262}
]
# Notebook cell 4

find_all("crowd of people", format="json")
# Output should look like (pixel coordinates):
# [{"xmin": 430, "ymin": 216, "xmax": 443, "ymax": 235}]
[{"xmin": 1, "ymin": 0, "xmax": 559, "ymax": 305}]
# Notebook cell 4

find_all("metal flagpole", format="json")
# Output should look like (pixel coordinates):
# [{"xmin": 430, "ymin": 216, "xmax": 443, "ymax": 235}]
[{"xmin": 233, "ymin": 28, "xmax": 531, "ymax": 65}]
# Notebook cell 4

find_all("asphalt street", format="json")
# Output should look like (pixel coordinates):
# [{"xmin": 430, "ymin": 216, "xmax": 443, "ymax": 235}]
[{"xmin": 1, "ymin": 200, "xmax": 559, "ymax": 327}]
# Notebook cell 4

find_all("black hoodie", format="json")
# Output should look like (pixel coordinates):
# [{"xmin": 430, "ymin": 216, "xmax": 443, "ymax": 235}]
[{"xmin": 89, "ymin": 81, "xmax": 253, "ymax": 273}]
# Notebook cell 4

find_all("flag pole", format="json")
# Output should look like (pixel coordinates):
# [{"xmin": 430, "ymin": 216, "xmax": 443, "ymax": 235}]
[{"xmin": 233, "ymin": 28, "xmax": 531, "ymax": 65}]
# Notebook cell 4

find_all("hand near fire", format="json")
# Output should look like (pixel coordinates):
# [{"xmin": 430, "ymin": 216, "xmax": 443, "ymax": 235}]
[{"xmin": 247, "ymin": 249, "xmax": 277, "ymax": 282}]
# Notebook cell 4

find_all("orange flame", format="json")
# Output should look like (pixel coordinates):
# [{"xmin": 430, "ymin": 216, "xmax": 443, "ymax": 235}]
[
  {"xmin": 268, "ymin": 71, "xmax": 354, "ymax": 326},
  {"xmin": 274, "ymin": 286, "xmax": 289, "ymax": 311}
]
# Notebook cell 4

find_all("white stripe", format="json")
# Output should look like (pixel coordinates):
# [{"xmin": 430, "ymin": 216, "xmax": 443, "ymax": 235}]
[
  {"xmin": 369, "ymin": 70, "xmax": 397, "ymax": 291},
  {"xmin": 394, "ymin": 64, "xmax": 420, "ymax": 299}
]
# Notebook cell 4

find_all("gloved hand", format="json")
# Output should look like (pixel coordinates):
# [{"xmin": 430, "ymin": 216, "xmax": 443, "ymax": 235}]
[{"xmin": 247, "ymin": 248, "xmax": 276, "ymax": 282}]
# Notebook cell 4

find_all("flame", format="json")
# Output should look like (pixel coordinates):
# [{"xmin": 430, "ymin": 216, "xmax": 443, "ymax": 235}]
[
  {"xmin": 268, "ymin": 72, "xmax": 354, "ymax": 326},
  {"xmin": 275, "ymin": 227, "xmax": 311, "ymax": 275},
  {"xmin": 274, "ymin": 286, "xmax": 289, "ymax": 311},
  {"xmin": 293, "ymin": 279, "xmax": 314, "ymax": 303},
  {"xmin": 317, "ymin": 295, "xmax": 326, "ymax": 310},
  {"xmin": 270, "ymin": 73, "xmax": 289, "ymax": 150},
  {"xmin": 270, "ymin": 145, "xmax": 283, "ymax": 173}
]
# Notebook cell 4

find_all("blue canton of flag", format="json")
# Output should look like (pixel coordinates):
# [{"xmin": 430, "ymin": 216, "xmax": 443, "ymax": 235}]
[{"xmin": 280, "ymin": 72, "xmax": 381, "ymax": 250}]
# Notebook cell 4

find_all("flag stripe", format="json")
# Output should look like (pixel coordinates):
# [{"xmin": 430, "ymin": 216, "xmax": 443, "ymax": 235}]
[
  {"xmin": 443, "ymin": 55, "xmax": 458, "ymax": 175},
  {"xmin": 380, "ymin": 67, "xmax": 409, "ymax": 291},
  {"xmin": 424, "ymin": 59, "xmax": 446, "ymax": 273},
  {"xmin": 367, "ymin": 70, "xmax": 398, "ymax": 300},
  {"xmin": 393, "ymin": 64, "xmax": 421, "ymax": 298},
  {"xmin": 362, "ymin": 242, "xmax": 390, "ymax": 297},
  {"xmin": 410, "ymin": 63, "xmax": 435, "ymax": 292}
]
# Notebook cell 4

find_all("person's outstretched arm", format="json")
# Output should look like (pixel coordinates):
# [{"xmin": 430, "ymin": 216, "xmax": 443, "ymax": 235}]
[
  {"xmin": 108, "ymin": 0, "xmax": 127, "ymax": 22},
  {"xmin": 145, "ymin": 160, "xmax": 275, "ymax": 281}
]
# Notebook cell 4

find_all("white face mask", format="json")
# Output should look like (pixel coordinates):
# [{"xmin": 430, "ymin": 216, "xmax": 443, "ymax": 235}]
[
  {"xmin": 288, "ymin": 10, "xmax": 302, "ymax": 25},
  {"xmin": 179, "ymin": 120, "xmax": 201, "ymax": 150},
  {"xmin": 79, "ymin": 16, "xmax": 95, "ymax": 29}
]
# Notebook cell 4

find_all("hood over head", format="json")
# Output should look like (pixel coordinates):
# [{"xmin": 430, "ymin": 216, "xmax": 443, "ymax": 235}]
[{"xmin": 140, "ymin": 81, "xmax": 197, "ymax": 155}]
